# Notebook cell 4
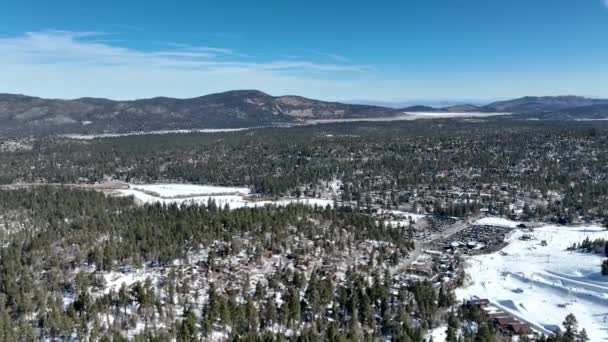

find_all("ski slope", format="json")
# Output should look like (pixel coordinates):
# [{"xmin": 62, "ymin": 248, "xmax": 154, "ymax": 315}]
[{"xmin": 456, "ymin": 225, "xmax": 608, "ymax": 340}]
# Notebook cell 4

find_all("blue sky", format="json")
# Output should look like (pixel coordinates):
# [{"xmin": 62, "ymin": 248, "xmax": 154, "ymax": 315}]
[{"xmin": 1, "ymin": 0, "xmax": 607, "ymax": 103}]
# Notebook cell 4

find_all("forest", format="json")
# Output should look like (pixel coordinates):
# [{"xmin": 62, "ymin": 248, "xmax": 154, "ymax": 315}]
[{"xmin": 0, "ymin": 119, "xmax": 606, "ymax": 340}]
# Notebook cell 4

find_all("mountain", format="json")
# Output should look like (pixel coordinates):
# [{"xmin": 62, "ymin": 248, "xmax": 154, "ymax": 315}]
[
  {"xmin": 481, "ymin": 96, "xmax": 608, "ymax": 113},
  {"xmin": 533, "ymin": 104, "xmax": 608, "ymax": 120},
  {"xmin": 2, "ymin": 92, "xmax": 608, "ymax": 137},
  {"xmin": 0, "ymin": 90, "xmax": 399, "ymax": 136},
  {"xmin": 401, "ymin": 105, "xmax": 439, "ymax": 112},
  {"xmin": 441, "ymin": 104, "xmax": 480, "ymax": 112},
  {"xmin": 400, "ymin": 104, "xmax": 480, "ymax": 113}
]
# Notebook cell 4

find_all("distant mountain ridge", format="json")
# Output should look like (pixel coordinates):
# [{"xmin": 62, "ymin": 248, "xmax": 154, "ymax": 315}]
[
  {"xmin": 0, "ymin": 90, "xmax": 397, "ymax": 136},
  {"xmin": 0, "ymin": 92, "xmax": 607, "ymax": 136},
  {"xmin": 481, "ymin": 96, "xmax": 608, "ymax": 113},
  {"xmin": 401, "ymin": 95, "xmax": 608, "ymax": 114}
]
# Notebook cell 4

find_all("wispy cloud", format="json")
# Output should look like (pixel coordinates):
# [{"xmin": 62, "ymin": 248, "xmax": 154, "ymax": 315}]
[
  {"xmin": 302, "ymin": 49, "xmax": 351, "ymax": 63},
  {"xmin": 2, "ymin": 30, "xmax": 605, "ymax": 102},
  {"xmin": 0, "ymin": 30, "xmax": 366, "ymax": 72},
  {"xmin": 0, "ymin": 30, "xmax": 371, "ymax": 100}
]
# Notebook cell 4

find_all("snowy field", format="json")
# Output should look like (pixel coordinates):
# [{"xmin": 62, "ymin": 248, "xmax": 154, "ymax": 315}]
[
  {"xmin": 456, "ymin": 225, "xmax": 608, "ymax": 340},
  {"xmin": 303, "ymin": 112, "xmax": 510, "ymax": 125},
  {"xmin": 130, "ymin": 183, "xmax": 251, "ymax": 198},
  {"xmin": 376, "ymin": 209, "xmax": 426, "ymax": 227},
  {"xmin": 61, "ymin": 127, "xmax": 254, "ymax": 140},
  {"xmin": 474, "ymin": 216, "xmax": 522, "ymax": 228},
  {"xmin": 118, "ymin": 183, "xmax": 334, "ymax": 209},
  {"xmin": 402, "ymin": 111, "xmax": 510, "ymax": 120}
]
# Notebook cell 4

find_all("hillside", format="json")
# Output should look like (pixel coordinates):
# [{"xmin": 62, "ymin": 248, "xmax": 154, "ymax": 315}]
[
  {"xmin": 400, "ymin": 104, "xmax": 480, "ymax": 113},
  {"xmin": 2, "ymin": 92, "xmax": 608, "ymax": 137},
  {"xmin": 533, "ymin": 104, "xmax": 608, "ymax": 120},
  {"xmin": 481, "ymin": 96, "xmax": 608, "ymax": 113},
  {"xmin": 0, "ymin": 90, "xmax": 398, "ymax": 136}
]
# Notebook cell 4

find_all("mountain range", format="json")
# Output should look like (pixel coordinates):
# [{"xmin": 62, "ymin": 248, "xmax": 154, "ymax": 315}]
[{"xmin": 0, "ymin": 91, "xmax": 607, "ymax": 136}]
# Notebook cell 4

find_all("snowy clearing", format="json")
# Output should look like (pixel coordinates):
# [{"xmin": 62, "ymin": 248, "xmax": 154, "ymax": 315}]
[
  {"xmin": 61, "ymin": 127, "xmax": 255, "ymax": 140},
  {"xmin": 117, "ymin": 183, "xmax": 334, "ymax": 209},
  {"xmin": 382, "ymin": 209, "xmax": 426, "ymax": 222},
  {"xmin": 425, "ymin": 325, "xmax": 447, "ymax": 341},
  {"xmin": 402, "ymin": 111, "xmax": 511, "ymax": 120},
  {"xmin": 303, "ymin": 112, "xmax": 510, "ymax": 124},
  {"xmin": 456, "ymin": 225, "xmax": 608, "ymax": 340},
  {"xmin": 474, "ymin": 216, "xmax": 522, "ymax": 228},
  {"xmin": 376, "ymin": 209, "xmax": 426, "ymax": 227},
  {"xmin": 130, "ymin": 183, "xmax": 251, "ymax": 198}
]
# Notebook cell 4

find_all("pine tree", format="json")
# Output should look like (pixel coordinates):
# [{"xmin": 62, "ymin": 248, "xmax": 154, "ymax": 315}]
[
  {"xmin": 579, "ymin": 328, "xmax": 589, "ymax": 341},
  {"xmin": 562, "ymin": 313, "xmax": 578, "ymax": 342}
]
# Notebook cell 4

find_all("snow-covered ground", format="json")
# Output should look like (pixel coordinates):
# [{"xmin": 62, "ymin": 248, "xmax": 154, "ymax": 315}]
[
  {"xmin": 474, "ymin": 216, "xmax": 522, "ymax": 228},
  {"xmin": 118, "ymin": 183, "xmax": 334, "ymax": 209},
  {"xmin": 382, "ymin": 210, "xmax": 426, "ymax": 222},
  {"xmin": 456, "ymin": 225, "xmax": 608, "ymax": 340},
  {"xmin": 377, "ymin": 209, "xmax": 426, "ymax": 228},
  {"xmin": 130, "ymin": 183, "xmax": 251, "ymax": 197},
  {"xmin": 425, "ymin": 325, "xmax": 447, "ymax": 341},
  {"xmin": 402, "ymin": 112, "xmax": 510, "ymax": 120},
  {"xmin": 61, "ymin": 127, "xmax": 255, "ymax": 140},
  {"xmin": 303, "ymin": 112, "xmax": 510, "ymax": 125}
]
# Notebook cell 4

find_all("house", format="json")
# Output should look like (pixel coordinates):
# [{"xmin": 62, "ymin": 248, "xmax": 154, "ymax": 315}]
[
  {"xmin": 466, "ymin": 298, "xmax": 490, "ymax": 307},
  {"xmin": 508, "ymin": 322, "xmax": 532, "ymax": 335},
  {"xmin": 494, "ymin": 315, "xmax": 517, "ymax": 327}
]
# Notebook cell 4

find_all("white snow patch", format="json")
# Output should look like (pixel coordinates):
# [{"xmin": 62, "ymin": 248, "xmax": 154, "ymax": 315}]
[
  {"xmin": 303, "ymin": 112, "xmax": 510, "ymax": 124},
  {"xmin": 403, "ymin": 112, "xmax": 510, "ymax": 120},
  {"xmin": 61, "ymin": 127, "xmax": 255, "ymax": 140},
  {"xmin": 130, "ymin": 183, "xmax": 251, "ymax": 197},
  {"xmin": 117, "ymin": 183, "xmax": 333, "ymax": 209},
  {"xmin": 425, "ymin": 325, "xmax": 447, "ymax": 341},
  {"xmin": 474, "ymin": 217, "xmax": 522, "ymax": 228}
]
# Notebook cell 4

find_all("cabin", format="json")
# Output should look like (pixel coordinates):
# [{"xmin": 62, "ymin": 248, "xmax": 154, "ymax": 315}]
[
  {"xmin": 466, "ymin": 298, "xmax": 490, "ymax": 308},
  {"xmin": 508, "ymin": 322, "xmax": 532, "ymax": 335},
  {"xmin": 494, "ymin": 315, "xmax": 517, "ymax": 327}
]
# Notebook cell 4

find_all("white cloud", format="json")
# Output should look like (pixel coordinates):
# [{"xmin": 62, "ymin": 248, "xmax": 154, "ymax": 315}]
[
  {"xmin": 0, "ymin": 30, "xmax": 372, "ymax": 100},
  {"xmin": 1, "ymin": 30, "xmax": 606, "ymax": 102}
]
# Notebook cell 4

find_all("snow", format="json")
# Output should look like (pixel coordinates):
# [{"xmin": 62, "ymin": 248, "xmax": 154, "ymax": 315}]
[
  {"xmin": 402, "ymin": 112, "xmax": 510, "ymax": 120},
  {"xmin": 118, "ymin": 183, "xmax": 334, "ymax": 209},
  {"xmin": 377, "ymin": 209, "xmax": 426, "ymax": 228},
  {"xmin": 456, "ymin": 225, "xmax": 608, "ymax": 340},
  {"xmin": 303, "ymin": 112, "xmax": 510, "ymax": 125},
  {"xmin": 130, "ymin": 183, "xmax": 251, "ymax": 197},
  {"xmin": 385, "ymin": 210, "xmax": 426, "ymax": 222},
  {"xmin": 102, "ymin": 268, "xmax": 162, "ymax": 294},
  {"xmin": 61, "ymin": 127, "xmax": 255, "ymax": 140},
  {"xmin": 425, "ymin": 325, "xmax": 447, "ymax": 341},
  {"xmin": 474, "ymin": 216, "xmax": 522, "ymax": 228}
]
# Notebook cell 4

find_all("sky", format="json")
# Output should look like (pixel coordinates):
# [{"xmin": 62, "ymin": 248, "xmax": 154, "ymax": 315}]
[{"xmin": 1, "ymin": 0, "xmax": 608, "ymax": 103}]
